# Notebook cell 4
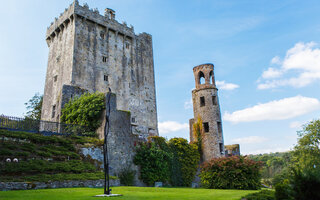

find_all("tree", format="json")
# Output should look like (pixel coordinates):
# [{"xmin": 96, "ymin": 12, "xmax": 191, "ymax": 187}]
[
  {"xmin": 274, "ymin": 119, "xmax": 320, "ymax": 200},
  {"xmin": 294, "ymin": 119, "xmax": 320, "ymax": 169},
  {"xmin": 24, "ymin": 93, "xmax": 43, "ymax": 120}
]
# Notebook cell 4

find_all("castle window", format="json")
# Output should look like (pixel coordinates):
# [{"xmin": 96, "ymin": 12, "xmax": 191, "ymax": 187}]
[
  {"xmin": 203, "ymin": 122, "xmax": 209, "ymax": 132},
  {"xmin": 212, "ymin": 96, "xmax": 217, "ymax": 105},
  {"xmin": 52, "ymin": 105, "xmax": 56, "ymax": 118},
  {"xmin": 102, "ymin": 56, "xmax": 107, "ymax": 62},
  {"xmin": 209, "ymin": 71, "xmax": 213, "ymax": 84},
  {"xmin": 200, "ymin": 96, "xmax": 205, "ymax": 107},
  {"xmin": 199, "ymin": 71, "xmax": 205, "ymax": 84},
  {"xmin": 219, "ymin": 143, "xmax": 224, "ymax": 154},
  {"xmin": 100, "ymin": 32, "xmax": 105, "ymax": 39},
  {"xmin": 125, "ymin": 43, "xmax": 130, "ymax": 49},
  {"xmin": 132, "ymin": 117, "xmax": 136, "ymax": 123},
  {"xmin": 104, "ymin": 75, "xmax": 108, "ymax": 81},
  {"xmin": 53, "ymin": 75, "xmax": 58, "ymax": 82},
  {"xmin": 217, "ymin": 122, "xmax": 222, "ymax": 133}
]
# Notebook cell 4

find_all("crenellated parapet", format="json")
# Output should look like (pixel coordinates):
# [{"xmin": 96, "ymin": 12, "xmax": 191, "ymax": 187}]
[{"xmin": 46, "ymin": 0, "xmax": 135, "ymax": 46}]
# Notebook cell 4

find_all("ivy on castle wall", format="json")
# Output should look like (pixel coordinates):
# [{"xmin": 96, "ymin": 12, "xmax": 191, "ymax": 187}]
[
  {"xmin": 60, "ymin": 92, "xmax": 105, "ymax": 133},
  {"xmin": 192, "ymin": 116, "xmax": 204, "ymax": 161}
]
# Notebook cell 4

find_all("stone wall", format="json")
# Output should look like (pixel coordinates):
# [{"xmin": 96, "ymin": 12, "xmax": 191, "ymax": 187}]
[
  {"xmin": 93, "ymin": 93, "xmax": 141, "ymax": 177},
  {"xmin": 0, "ymin": 179, "xmax": 119, "ymax": 191},
  {"xmin": 41, "ymin": 1, "xmax": 158, "ymax": 137}
]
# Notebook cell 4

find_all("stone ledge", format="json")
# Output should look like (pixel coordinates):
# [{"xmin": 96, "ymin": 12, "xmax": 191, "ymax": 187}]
[{"xmin": 0, "ymin": 179, "xmax": 120, "ymax": 191}]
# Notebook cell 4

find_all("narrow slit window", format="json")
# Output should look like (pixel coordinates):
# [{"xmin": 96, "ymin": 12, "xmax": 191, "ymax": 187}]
[
  {"xmin": 217, "ymin": 122, "xmax": 222, "ymax": 133},
  {"xmin": 203, "ymin": 122, "xmax": 209, "ymax": 132},
  {"xmin": 100, "ymin": 32, "xmax": 105, "ymax": 39},
  {"xmin": 52, "ymin": 105, "xmax": 56, "ymax": 118},
  {"xmin": 102, "ymin": 56, "xmax": 107, "ymax": 62},
  {"xmin": 53, "ymin": 75, "xmax": 58, "ymax": 82},
  {"xmin": 219, "ymin": 143, "xmax": 224, "ymax": 154},
  {"xmin": 200, "ymin": 96, "xmax": 205, "ymax": 107},
  {"xmin": 104, "ymin": 75, "xmax": 108, "ymax": 81},
  {"xmin": 132, "ymin": 117, "xmax": 136, "ymax": 123},
  {"xmin": 212, "ymin": 96, "xmax": 217, "ymax": 105}
]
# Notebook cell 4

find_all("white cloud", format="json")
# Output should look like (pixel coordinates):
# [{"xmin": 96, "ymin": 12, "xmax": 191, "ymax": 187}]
[
  {"xmin": 247, "ymin": 147, "xmax": 291, "ymax": 155},
  {"xmin": 158, "ymin": 121, "xmax": 189, "ymax": 134},
  {"xmin": 271, "ymin": 56, "xmax": 281, "ymax": 65},
  {"xmin": 216, "ymin": 80, "xmax": 239, "ymax": 90},
  {"xmin": 261, "ymin": 67, "xmax": 283, "ymax": 79},
  {"xmin": 223, "ymin": 95, "xmax": 320, "ymax": 123},
  {"xmin": 232, "ymin": 136, "xmax": 268, "ymax": 144},
  {"xmin": 289, "ymin": 121, "xmax": 304, "ymax": 129},
  {"xmin": 258, "ymin": 42, "xmax": 320, "ymax": 89},
  {"xmin": 184, "ymin": 99, "xmax": 193, "ymax": 110}
]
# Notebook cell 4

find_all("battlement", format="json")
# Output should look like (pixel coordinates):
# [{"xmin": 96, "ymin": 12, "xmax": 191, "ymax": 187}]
[{"xmin": 46, "ymin": 0, "xmax": 135, "ymax": 45}]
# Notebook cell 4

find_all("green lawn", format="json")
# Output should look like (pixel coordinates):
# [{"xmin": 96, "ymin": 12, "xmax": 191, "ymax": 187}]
[{"xmin": 0, "ymin": 187, "xmax": 257, "ymax": 200}]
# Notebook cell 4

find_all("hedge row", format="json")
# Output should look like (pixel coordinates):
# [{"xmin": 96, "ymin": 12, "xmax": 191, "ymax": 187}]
[{"xmin": 200, "ymin": 156, "xmax": 263, "ymax": 190}]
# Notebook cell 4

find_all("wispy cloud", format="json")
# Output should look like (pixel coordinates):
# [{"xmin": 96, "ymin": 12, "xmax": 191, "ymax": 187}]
[
  {"xmin": 216, "ymin": 80, "xmax": 239, "ymax": 90},
  {"xmin": 184, "ymin": 99, "xmax": 193, "ymax": 110},
  {"xmin": 158, "ymin": 121, "xmax": 189, "ymax": 134},
  {"xmin": 223, "ymin": 95, "xmax": 320, "ymax": 123},
  {"xmin": 258, "ymin": 42, "xmax": 320, "ymax": 89},
  {"xmin": 232, "ymin": 136, "xmax": 268, "ymax": 144},
  {"xmin": 247, "ymin": 147, "xmax": 291, "ymax": 155}
]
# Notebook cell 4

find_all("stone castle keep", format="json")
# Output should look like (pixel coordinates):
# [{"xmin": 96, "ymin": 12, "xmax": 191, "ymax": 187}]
[
  {"xmin": 41, "ymin": 0, "xmax": 158, "ymax": 138},
  {"xmin": 189, "ymin": 64, "xmax": 225, "ymax": 161}
]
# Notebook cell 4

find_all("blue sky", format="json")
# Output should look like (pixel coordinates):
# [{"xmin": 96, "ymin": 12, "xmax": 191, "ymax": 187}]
[{"xmin": 1, "ymin": 0, "xmax": 320, "ymax": 155}]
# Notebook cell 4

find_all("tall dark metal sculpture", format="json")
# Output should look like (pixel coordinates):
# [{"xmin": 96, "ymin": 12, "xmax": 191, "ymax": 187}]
[{"xmin": 103, "ymin": 88, "xmax": 112, "ymax": 195}]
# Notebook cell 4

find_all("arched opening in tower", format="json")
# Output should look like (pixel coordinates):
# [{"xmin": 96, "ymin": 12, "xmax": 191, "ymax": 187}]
[
  {"xmin": 199, "ymin": 71, "xmax": 205, "ymax": 84},
  {"xmin": 209, "ymin": 71, "xmax": 214, "ymax": 85}
]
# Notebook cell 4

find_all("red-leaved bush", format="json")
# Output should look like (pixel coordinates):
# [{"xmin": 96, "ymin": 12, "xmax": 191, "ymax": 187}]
[{"xmin": 200, "ymin": 156, "xmax": 263, "ymax": 190}]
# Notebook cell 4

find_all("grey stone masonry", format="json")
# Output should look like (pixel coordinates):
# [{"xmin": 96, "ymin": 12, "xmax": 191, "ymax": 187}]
[
  {"xmin": 0, "ymin": 179, "xmax": 120, "ymax": 191},
  {"xmin": 189, "ymin": 63, "xmax": 224, "ymax": 162},
  {"xmin": 41, "ymin": 0, "xmax": 158, "ymax": 137}
]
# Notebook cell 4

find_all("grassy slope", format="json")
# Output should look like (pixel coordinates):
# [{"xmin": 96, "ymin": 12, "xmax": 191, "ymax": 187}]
[
  {"xmin": 0, "ymin": 187, "xmax": 256, "ymax": 200},
  {"xmin": 0, "ymin": 129, "xmax": 108, "ymax": 182}
]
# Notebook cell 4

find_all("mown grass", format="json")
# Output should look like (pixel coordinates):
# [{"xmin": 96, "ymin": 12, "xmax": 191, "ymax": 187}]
[{"xmin": 0, "ymin": 187, "xmax": 257, "ymax": 200}]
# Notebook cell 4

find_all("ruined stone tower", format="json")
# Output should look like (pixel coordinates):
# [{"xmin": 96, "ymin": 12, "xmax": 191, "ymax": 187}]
[
  {"xmin": 189, "ymin": 63, "xmax": 224, "ymax": 162},
  {"xmin": 41, "ymin": 1, "xmax": 158, "ymax": 137}
]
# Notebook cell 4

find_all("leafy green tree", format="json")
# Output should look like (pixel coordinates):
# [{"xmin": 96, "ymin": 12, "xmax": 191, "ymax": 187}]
[
  {"xmin": 293, "ymin": 119, "xmax": 320, "ymax": 169},
  {"xmin": 24, "ymin": 93, "xmax": 43, "ymax": 120},
  {"xmin": 289, "ymin": 119, "xmax": 320, "ymax": 200},
  {"xmin": 60, "ymin": 92, "xmax": 105, "ymax": 131}
]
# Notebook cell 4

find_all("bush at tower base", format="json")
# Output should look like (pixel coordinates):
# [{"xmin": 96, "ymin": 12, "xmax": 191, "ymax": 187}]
[{"xmin": 200, "ymin": 156, "xmax": 262, "ymax": 190}]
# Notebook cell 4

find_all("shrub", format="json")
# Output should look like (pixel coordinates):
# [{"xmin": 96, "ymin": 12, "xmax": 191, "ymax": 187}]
[
  {"xmin": 0, "ymin": 160, "xmax": 97, "ymax": 175},
  {"xmin": 242, "ymin": 190, "xmax": 275, "ymax": 200},
  {"xmin": 0, "ymin": 172, "xmax": 117, "ymax": 182},
  {"xmin": 134, "ymin": 142, "xmax": 171, "ymax": 186},
  {"xmin": 168, "ymin": 138, "xmax": 200, "ymax": 186},
  {"xmin": 118, "ymin": 168, "xmax": 136, "ymax": 186},
  {"xmin": 289, "ymin": 167, "xmax": 320, "ymax": 200},
  {"xmin": 200, "ymin": 156, "xmax": 262, "ymax": 190},
  {"xmin": 274, "ymin": 179, "xmax": 292, "ymax": 200},
  {"xmin": 134, "ymin": 136, "xmax": 201, "ymax": 187}
]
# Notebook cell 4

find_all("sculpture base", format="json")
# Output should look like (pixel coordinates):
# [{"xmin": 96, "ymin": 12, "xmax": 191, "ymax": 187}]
[{"xmin": 94, "ymin": 194, "xmax": 122, "ymax": 197}]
